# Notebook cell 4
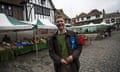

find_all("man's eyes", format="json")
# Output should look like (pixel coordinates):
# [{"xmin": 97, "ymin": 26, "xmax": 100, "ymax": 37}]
[{"xmin": 57, "ymin": 21, "xmax": 63, "ymax": 23}]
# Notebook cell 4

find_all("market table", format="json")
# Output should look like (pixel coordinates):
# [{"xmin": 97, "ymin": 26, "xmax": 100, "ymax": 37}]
[
  {"xmin": 14, "ymin": 45, "xmax": 33, "ymax": 56},
  {"xmin": 32, "ymin": 43, "xmax": 47, "ymax": 51},
  {"xmin": 0, "ymin": 47, "xmax": 14, "ymax": 62},
  {"xmin": 14, "ymin": 43, "xmax": 47, "ymax": 56},
  {"xmin": 0, "ymin": 43, "xmax": 48, "ymax": 61}
]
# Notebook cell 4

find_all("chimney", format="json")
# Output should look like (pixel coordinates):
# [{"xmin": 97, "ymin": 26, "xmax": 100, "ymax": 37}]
[{"xmin": 102, "ymin": 9, "xmax": 105, "ymax": 18}]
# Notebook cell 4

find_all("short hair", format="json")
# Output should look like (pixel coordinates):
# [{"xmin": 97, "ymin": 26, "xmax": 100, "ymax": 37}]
[{"xmin": 56, "ymin": 15, "xmax": 64, "ymax": 20}]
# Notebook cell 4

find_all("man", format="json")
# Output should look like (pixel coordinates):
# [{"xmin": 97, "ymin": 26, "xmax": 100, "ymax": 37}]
[{"xmin": 48, "ymin": 16, "xmax": 82, "ymax": 72}]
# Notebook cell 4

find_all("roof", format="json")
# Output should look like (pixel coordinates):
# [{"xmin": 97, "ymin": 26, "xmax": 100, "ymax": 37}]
[
  {"xmin": 25, "ymin": 19, "xmax": 57, "ymax": 29},
  {"xmin": 88, "ymin": 9, "xmax": 102, "ymax": 16},
  {"xmin": 0, "ymin": 13, "xmax": 32, "ymax": 30},
  {"xmin": 78, "ymin": 12, "xmax": 87, "ymax": 17},
  {"xmin": 0, "ymin": 13, "xmax": 13, "ymax": 26},
  {"xmin": 55, "ymin": 9, "xmax": 70, "ymax": 19},
  {"xmin": 7, "ymin": 16, "xmax": 28, "ymax": 25},
  {"xmin": 104, "ymin": 12, "xmax": 120, "ymax": 18},
  {"xmin": 75, "ymin": 9, "xmax": 102, "ymax": 19},
  {"xmin": 39, "ymin": 19, "xmax": 57, "ymax": 29}
]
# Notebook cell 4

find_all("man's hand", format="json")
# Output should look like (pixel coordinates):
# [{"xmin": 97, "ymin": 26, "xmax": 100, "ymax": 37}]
[
  {"xmin": 66, "ymin": 55, "xmax": 73, "ymax": 63},
  {"xmin": 61, "ymin": 59, "xmax": 68, "ymax": 64}
]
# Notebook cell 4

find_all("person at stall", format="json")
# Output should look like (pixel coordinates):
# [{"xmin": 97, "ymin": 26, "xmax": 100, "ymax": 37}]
[
  {"xmin": 48, "ymin": 15, "xmax": 82, "ymax": 72},
  {"xmin": 2, "ymin": 34, "xmax": 11, "ymax": 48},
  {"xmin": 2, "ymin": 34, "xmax": 11, "ymax": 43}
]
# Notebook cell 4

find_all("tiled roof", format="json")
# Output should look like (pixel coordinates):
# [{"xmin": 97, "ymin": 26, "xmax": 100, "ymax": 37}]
[
  {"xmin": 74, "ymin": 9, "xmax": 102, "ymax": 19},
  {"xmin": 88, "ymin": 9, "xmax": 102, "ymax": 16},
  {"xmin": 78, "ymin": 12, "xmax": 87, "ymax": 17}
]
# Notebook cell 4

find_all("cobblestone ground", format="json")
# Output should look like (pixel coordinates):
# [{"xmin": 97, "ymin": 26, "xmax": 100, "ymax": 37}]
[
  {"xmin": 0, "ymin": 31, "xmax": 120, "ymax": 72},
  {"xmin": 79, "ymin": 31, "xmax": 120, "ymax": 72}
]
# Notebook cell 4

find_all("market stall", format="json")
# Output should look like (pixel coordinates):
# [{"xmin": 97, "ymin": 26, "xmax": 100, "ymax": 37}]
[
  {"xmin": 0, "ymin": 14, "xmax": 55, "ymax": 61},
  {"xmin": 0, "ymin": 13, "xmax": 33, "ymax": 61},
  {"xmin": 68, "ymin": 22, "xmax": 113, "ymax": 41},
  {"xmin": 24, "ymin": 19, "xmax": 56, "ymax": 57}
]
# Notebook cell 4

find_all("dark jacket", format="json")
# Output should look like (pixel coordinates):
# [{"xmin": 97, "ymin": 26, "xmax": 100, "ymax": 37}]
[{"xmin": 48, "ymin": 30, "xmax": 82, "ymax": 72}]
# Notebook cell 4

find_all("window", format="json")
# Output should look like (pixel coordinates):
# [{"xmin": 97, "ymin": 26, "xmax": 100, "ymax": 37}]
[
  {"xmin": 8, "ymin": 6, "xmax": 12, "ymax": 16},
  {"xmin": 87, "ymin": 16, "xmax": 90, "ymax": 20},
  {"xmin": 39, "ymin": 7, "xmax": 43, "ymax": 15},
  {"xmin": 34, "ymin": 5, "xmax": 50, "ymax": 16},
  {"xmin": 81, "ymin": 17, "xmax": 84, "ymax": 20},
  {"xmin": 1, "ymin": 5, "xmax": 4, "ymax": 12},
  {"xmin": 43, "ymin": 7, "xmax": 50, "ymax": 16},
  {"xmin": 105, "ymin": 19, "xmax": 110, "ymax": 23},
  {"xmin": 77, "ymin": 18, "xmax": 79, "ymax": 22},
  {"xmin": 116, "ymin": 18, "xmax": 120, "ymax": 23},
  {"xmin": 34, "ymin": 5, "xmax": 43, "ymax": 15},
  {"xmin": 96, "ymin": 15, "xmax": 100, "ymax": 18},
  {"xmin": 0, "ymin": 4, "xmax": 13, "ymax": 16}
]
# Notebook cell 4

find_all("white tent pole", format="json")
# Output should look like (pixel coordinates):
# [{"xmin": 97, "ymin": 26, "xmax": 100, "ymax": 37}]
[
  {"xmin": 14, "ymin": 30, "xmax": 18, "ymax": 42},
  {"xmin": 33, "ymin": 25, "xmax": 38, "ymax": 61}
]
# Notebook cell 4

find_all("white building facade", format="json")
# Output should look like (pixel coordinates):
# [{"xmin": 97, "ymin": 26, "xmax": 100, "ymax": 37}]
[
  {"xmin": 73, "ymin": 9, "xmax": 104, "ymax": 26},
  {"xmin": 104, "ymin": 12, "xmax": 120, "ymax": 30},
  {"xmin": 23, "ymin": 0, "xmax": 55, "ymax": 24}
]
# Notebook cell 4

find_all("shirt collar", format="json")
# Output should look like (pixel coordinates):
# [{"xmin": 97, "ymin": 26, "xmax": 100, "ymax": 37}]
[{"xmin": 58, "ymin": 29, "xmax": 67, "ymax": 35}]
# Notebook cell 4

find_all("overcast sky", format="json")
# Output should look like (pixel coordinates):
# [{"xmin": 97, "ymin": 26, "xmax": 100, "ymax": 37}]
[{"xmin": 52, "ymin": 0, "xmax": 120, "ymax": 18}]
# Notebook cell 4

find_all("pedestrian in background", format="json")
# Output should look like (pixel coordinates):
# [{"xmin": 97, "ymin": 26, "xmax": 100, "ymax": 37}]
[
  {"xmin": 48, "ymin": 15, "xmax": 82, "ymax": 72},
  {"xmin": 2, "ymin": 34, "xmax": 11, "ymax": 43},
  {"xmin": 79, "ymin": 35, "xmax": 85, "ymax": 46},
  {"xmin": 106, "ymin": 26, "xmax": 112, "ymax": 37}
]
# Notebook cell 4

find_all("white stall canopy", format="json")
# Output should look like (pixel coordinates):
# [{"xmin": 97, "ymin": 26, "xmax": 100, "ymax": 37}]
[
  {"xmin": 26, "ymin": 19, "xmax": 57, "ymax": 29},
  {"xmin": 39, "ymin": 19, "xmax": 57, "ymax": 29},
  {"xmin": 0, "ymin": 13, "xmax": 32, "ymax": 31}
]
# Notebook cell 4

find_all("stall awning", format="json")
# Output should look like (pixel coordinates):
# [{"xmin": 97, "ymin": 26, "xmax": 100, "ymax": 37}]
[
  {"xmin": 7, "ymin": 16, "xmax": 27, "ymax": 25},
  {"xmin": 39, "ymin": 19, "xmax": 57, "ymax": 29},
  {"xmin": 0, "ymin": 13, "xmax": 32, "ymax": 31},
  {"xmin": 26, "ymin": 19, "xmax": 57, "ymax": 29}
]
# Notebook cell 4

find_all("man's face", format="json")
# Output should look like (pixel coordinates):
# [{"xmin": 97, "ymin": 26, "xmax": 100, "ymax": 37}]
[{"xmin": 56, "ymin": 18, "xmax": 65, "ymax": 30}]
